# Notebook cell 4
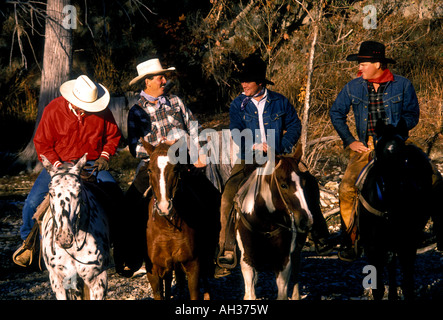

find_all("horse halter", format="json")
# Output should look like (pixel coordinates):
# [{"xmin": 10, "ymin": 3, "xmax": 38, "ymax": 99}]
[
  {"xmin": 48, "ymin": 170, "xmax": 88, "ymax": 255},
  {"xmin": 237, "ymin": 159, "xmax": 303, "ymax": 238},
  {"xmin": 271, "ymin": 161, "xmax": 309, "ymax": 233},
  {"xmin": 150, "ymin": 165, "xmax": 181, "ymax": 218}
]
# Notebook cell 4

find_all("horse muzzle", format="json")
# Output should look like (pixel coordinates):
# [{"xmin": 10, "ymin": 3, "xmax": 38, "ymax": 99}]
[
  {"xmin": 154, "ymin": 198, "xmax": 174, "ymax": 216},
  {"xmin": 56, "ymin": 229, "xmax": 74, "ymax": 249},
  {"xmin": 294, "ymin": 210, "xmax": 313, "ymax": 234}
]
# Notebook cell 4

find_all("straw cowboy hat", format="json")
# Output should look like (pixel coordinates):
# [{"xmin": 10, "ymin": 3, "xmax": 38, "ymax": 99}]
[
  {"xmin": 60, "ymin": 75, "xmax": 110, "ymax": 112},
  {"xmin": 346, "ymin": 41, "xmax": 396, "ymax": 64},
  {"xmin": 129, "ymin": 58, "xmax": 176, "ymax": 86}
]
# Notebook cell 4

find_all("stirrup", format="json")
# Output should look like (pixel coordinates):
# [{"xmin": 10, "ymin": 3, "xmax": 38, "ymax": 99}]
[
  {"xmin": 12, "ymin": 222, "xmax": 40, "ymax": 268},
  {"xmin": 12, "ymin": 242, "xmax": 33, "ymax": 267}
]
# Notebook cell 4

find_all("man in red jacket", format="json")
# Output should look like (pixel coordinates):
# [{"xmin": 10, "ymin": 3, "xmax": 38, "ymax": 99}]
[{"xmin": 13, "ymin": 75, "xmax": 121, "ymax": 267}]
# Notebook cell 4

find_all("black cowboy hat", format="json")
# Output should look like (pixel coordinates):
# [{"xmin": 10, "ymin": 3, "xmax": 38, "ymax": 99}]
[
  {"xmin": 233, "ymin": 54, "xmax": 274, "ymax": 85},
  {"xmin": 346, "ymin": 41, "xmax": 396, "ymax": 64}
]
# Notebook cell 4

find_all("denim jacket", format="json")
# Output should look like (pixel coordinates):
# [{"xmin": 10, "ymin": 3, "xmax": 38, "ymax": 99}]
[
  {"xmin": 329, "ymin": 74, "xmax": 419, "ymax": 148},
  {"xmin": 229, "ymin": 89, "xmax": 301, "ymax": 159}
]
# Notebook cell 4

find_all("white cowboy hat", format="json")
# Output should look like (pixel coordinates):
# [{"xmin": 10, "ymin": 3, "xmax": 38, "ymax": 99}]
[
  {"xmin": 129, "ymin": 58, "xmax": 175, "ymax": 86},
  {"xmin": 60, "ymin": 75, "xmax": 110, "ymax": 112}
]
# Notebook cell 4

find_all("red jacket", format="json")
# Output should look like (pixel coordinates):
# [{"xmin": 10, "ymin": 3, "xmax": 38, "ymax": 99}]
[{"xmin": 34, "ymin": 96, "xmax": 121, "ymax": 165}]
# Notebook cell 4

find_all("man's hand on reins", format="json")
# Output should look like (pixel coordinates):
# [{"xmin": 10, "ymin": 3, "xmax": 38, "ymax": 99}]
[
  {"xmin": 93, "ymin": 157, "xmax": 109, "ymax": 171},
  {"xmin": 193, "ymin": 154, "xmax": 207, "ymax": 168}
]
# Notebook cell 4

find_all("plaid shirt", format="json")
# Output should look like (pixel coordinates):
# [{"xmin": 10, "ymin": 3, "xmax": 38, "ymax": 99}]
[
  {"xmin": 367, "ymin": 82, "xmax": 388, "ymax": 137},
  {"xmin": 127, "ymin": 93, "xmax": 198, "ymax": 158}
]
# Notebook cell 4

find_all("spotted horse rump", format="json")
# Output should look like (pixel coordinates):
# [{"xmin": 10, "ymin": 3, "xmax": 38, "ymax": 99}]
[{"xmin": 40, "ymin": 154, "xmax": 110, "ymax": 300}]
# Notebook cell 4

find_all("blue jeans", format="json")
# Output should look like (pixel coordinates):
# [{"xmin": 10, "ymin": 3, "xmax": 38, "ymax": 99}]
[{"xmin": 20, "ymin": 161, "xmax": 117, "ymax": 240}]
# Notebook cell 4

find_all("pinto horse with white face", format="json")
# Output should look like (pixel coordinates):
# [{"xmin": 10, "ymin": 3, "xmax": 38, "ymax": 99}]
[{"xmin": 234, "ymin": 144, "xmax": 313, "ymax": 300}]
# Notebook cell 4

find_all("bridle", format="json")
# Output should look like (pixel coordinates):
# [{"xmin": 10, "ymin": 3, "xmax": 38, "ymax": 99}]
[
  {"xmin": 150, "ymin": 165, "xmax": 182, "ymax": 230},
  {"xmin": 237, "ymin": 160, "xmax": 300, "ymax": 238},
  {"xmin": 47, "ymin": 170, "xmax": 93, "ymax": 264}
]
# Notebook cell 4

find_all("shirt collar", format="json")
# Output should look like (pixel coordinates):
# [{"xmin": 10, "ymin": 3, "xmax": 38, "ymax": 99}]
[{"xmin": 69, "ymin": 103, "xmax": 84, "ymax": 117}]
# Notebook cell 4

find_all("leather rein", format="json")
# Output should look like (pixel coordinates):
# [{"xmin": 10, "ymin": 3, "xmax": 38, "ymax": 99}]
[{"xmin": 47, "ymin": 170, "xmax": 94, "ymax": 264}]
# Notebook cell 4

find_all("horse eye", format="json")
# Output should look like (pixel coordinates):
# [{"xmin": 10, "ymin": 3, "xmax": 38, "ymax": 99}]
[{"xmin": 281, "ymin": 183, "xmax": 288, "ymax": 189}]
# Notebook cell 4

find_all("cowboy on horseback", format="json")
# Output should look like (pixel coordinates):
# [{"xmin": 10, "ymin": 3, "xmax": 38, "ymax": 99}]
[
  {"xmin": 13, "ymin": 75, "xmax": 122, "ymax": 268},
  {"xmin": 215, "ymin": 54, "xmax": 334, "ymax": 278},
  {"xmin": 123, "ymin": 58, "xmax": 210, "ymax": 277},
  {"xmin": 330, "ymin": 41, "xmax": 443, "ymax": 262}
]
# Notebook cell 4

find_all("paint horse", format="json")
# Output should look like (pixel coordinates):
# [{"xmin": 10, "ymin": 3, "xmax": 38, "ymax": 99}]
[
  {"xmin": 141, "ymin": 139, "xmax": 220, "ymax": 300},
  {"xmin": 234, "ymin": 144, "xmax": 314, "ymax": 300},
  {"xmin": 357, "ymin": 120, "xmax": 435, "ymax": 300},
  {"xmin": 40, "ymin": 154, "xmax": 110, "ymax": 300}
]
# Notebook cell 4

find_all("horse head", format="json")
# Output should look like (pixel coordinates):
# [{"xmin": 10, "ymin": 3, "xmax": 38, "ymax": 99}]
[
  {"xmin": 374, "ymin": 119, "xmax": 408, "ymax": 172},
  {"xmin": 140, "ymin": 138, "xmax": 182, "ymax": 216},
  {"xmin": 263, "ymin": 143, "xmax": 313, "ymax": 233},
  {"xmin": 41, "ymin": 154, "xmax": 87, "ymax": 249},
  {"xmin": 373, "ymin": 119, "xmax": 433, "ymax": 199}
]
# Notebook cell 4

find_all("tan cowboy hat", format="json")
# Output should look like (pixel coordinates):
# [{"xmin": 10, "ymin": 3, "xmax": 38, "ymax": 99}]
[
  {"xmin": 60, "ymin": 75, "xmax": 110, "ymax": 112},
  {"xmin": 129, "ymin": 58, "xmax": 176, "ymax": 86}
]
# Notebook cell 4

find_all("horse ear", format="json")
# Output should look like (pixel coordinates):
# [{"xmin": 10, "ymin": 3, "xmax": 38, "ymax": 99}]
[
  {"xmin": 73, "ymin": 153, "xmax": 88, "ymax": 171},
  {"xmin": 375, "ymin": 119, "xmax": 386, "ymax": 138},
  {"xmin": 396, "ymin": 118, "xmax": 409, "ymax": 139},
  {"xmin": 139, "ymin": 137, "xmax": 155, "ymax": 155},
  {"xmin": 40, "ymin": 155, "xmax": 53, "ymax": 172},
  {"xmin": 291, "ymin": 142, "xmax": 303, "ymax": 164}
]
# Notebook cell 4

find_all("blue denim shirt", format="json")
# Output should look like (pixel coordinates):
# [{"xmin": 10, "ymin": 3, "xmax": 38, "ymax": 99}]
[
  {"xmin": 229, "ymin": 89, "xmax": 301, "ymax": 159},
  {"xmin": 330, "ymin": 74, "xmax": 419, "ymax": 148}
]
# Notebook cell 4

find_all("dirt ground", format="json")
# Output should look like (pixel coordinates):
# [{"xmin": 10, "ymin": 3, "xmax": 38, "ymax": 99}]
[{"xmin": 0, "ymin": 148, "xmax": 441, "ymax": 301}]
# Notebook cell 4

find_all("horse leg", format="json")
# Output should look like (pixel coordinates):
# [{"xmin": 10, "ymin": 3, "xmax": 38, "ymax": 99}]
[
  {"xmin": 291, "ymin": 232, "xmax": 307, "ymax": 300},
  {"xmin": 398, "ymin": 249, "xmax": 416, "ymax": 300},
  {"xmin": 174, "ymin": 267, "xmax": 186, "ymax": 299},
  {"xmin": 182, "ymin": 260, "xmax": 200, "ymax": 300},
  {"xmin": 82, "ymin": 283, "xmax": 90, "ymax": 300},
  {"xmin": 147, "ymin": 268, "xmax": 164, "ymax": 300},
  {"xmin": 387, "ymin": 253, "xmax": 398, "ymax": 300},
  {"xmin": 237, "ymin": 235, "xmax": 257, "ymax": 300},
  {"xmin": 86, "ymin": 270, "xmax": 108, "ymax": 300},
  {"xmin": 49, "ymin": 272, "xmax": 68, "ymax": 300},
  {"xmin": 276, "ymin": 261, "xmax": 291, "ymax": 300},
  {"xmin": 164, "ymin": 272, "xmax": 173, "ymax": 300},
  {"xmin": 240, "ymin": 259, "xmax": 257, "ymax": 300},
  {"xmin": 366, "ymin": 247, "xmax": 386, "ymax": 300}
]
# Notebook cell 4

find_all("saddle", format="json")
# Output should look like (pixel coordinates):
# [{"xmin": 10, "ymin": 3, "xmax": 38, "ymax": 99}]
[{"xmin": 216, "ymin": 166, "xmax": 262, "ymax": 269}]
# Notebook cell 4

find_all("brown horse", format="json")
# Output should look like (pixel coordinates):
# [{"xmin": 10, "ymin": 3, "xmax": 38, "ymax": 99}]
[
  {"xmin": 140, "ymin": 139, "xmax": 219, "ymax": 300},
  {"xmin": 234, "ymin": 144, "xmax": 314, "ymax": 300}
]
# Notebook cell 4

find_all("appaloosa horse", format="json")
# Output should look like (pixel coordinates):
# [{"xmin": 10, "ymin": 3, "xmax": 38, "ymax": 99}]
[
  {"xmin": 357, "ymin": 120, "xmax": 434, "ymax": 300},
  {"xmin": 40, "ymin": 154, "xmax": 110, "ymax": 300},
  {"xmin": 140, "ymin": 139, "xmax": 220, "ymax": 300},
  {"xmin": 234, "ymin": 144, "xmax": 314, "ymax": 300}
]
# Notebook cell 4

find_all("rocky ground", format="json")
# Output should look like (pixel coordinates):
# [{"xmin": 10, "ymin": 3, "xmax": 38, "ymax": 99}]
[{"xmin": 1, "ymin": 151, "xmax": 442, "ymax": 301}]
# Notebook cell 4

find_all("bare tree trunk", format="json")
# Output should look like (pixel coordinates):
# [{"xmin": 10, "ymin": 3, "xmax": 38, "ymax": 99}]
[
  {"xmin": 18, "ymin": 0, "xmax": 72, "ymax": 169},
  {"xmin": 300, "ymin": 1, "xmax": 323, "ymax": 164},
  {"xmin": 224, "ymin": 0, "xmax": 258, "ymax": 38},
  {"xmin": 300, "ymin": 23, "xmax": 318, "ymax": 162}
]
